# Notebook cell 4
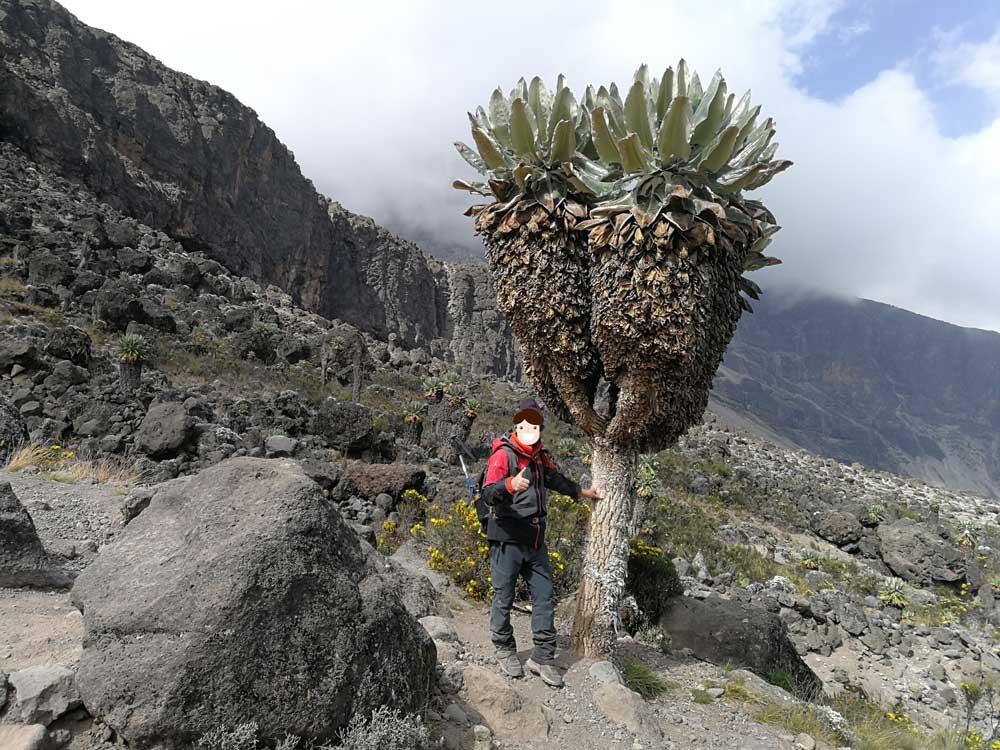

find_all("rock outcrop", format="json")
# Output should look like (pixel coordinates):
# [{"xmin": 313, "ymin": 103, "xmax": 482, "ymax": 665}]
[
  {"xmin": 0, "ymin": 482, "xmax": 69, "ymax": 588},
  {"xmin": 659, "ymin": 595, "xmax": 821, "ymax": 700},
  {"xmin": 427, "ymin": 259, "xmax": 520, "ymax": 381},
  {"xmin": 70, "ymin": 457, "xmax": 436, "ymax": 748},
  {"xmin": 877, "ymin": 518, "xmax": 965, "ymax": 584},
  {"xmin": 0, "ymin": 0, "xmax": 438, "ymax": 348}
]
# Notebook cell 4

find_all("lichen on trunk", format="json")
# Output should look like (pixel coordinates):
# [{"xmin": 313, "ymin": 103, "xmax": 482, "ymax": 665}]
[{"xmin": 570, "ymin": 437, "xmax": 638, "ymax": 656}]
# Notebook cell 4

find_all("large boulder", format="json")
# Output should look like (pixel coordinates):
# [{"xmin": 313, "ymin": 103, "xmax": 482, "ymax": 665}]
[
  {"xmin": 134, "ymin": 401, "xmax": 197, "ymax": 459},
  {"xmin": 659, "ymin": 596, "xmax": 821, "ymax": 700},
  {"xmin": 0, "ymin": 394, "xmax": 29, "ymax": 463},
  {"xmin": 0, "ymin": 482, "xmax": 69, "ymax": 588},
  {"xmin": 340, "ymin": 460, "xmax": 425, "ymax": 501},
  {"xmin": 311, "ymin": 398, "xmax": 375, "ymax": 453},
  {"xmin": 810, "ymin": 510, "xmax": 863, "ymax": 547},
  {"xmin": 419, "ymin": 393, "xmax": 474, "ymax": 464},
  {"xmin": 70, "ymin": 457, "xmax": 435, "ymax": 748},
  {"xmin": 43, "ymin": 326, "xmax": 92, "ymax": 367},
  {"xmin": 877, "ymin": 518, "xmax": 965, "ymax": 583}
]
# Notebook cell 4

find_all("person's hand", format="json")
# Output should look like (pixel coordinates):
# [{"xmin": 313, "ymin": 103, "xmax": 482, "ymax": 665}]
[
  {"xmin": 579, "ymin": 487, "xmax": 602, "ymax": 501},
  {"xmin": 509, "ymin": 467, "xmax": 530, "ymax": 492}
]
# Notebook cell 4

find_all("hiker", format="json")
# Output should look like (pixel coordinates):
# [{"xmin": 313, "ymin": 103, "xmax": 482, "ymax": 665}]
[{"xmin": 479, "ymin": 397, "xmax": 602, "ymax": 687}]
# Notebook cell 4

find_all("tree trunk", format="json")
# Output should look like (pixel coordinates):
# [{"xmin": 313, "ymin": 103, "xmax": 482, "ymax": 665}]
[
  {"xmin": 570, "ymin": 436, "xmax": 638, "ymax": 656},
  {"xmin": 351, "ymin": 347, "xmax": 363, "ymax": 401},
  {"xmin": 119, "ymin": 360, "xmax": 142, "ymax": 394}
]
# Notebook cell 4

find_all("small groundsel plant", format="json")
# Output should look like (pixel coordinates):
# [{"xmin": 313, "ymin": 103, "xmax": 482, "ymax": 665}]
[
  {"xmin": 115, "ymin": 333, "xmax": 150, "ymax": 362},
  {"xmin": 636, "ymin": 454, "xmax": 660, "ymax": 498},
  {"xmin": 865, "ymin": 502, "xmax": 886, "ymax": 525},
  {"xmin": 959, "ymin": 524, "xmax": 979, "ymax": 549},
  {"xmin": 798, "ymin": 548, "xmax": 820, "ymax": 570},
  {"xmin": 402, "ymin": 401, "xmax": 424, "ymax": 424},
  {"xmin": 878, "ymin": 577, "xmax": 909, "ymax": 609},
  {"xmin": 463, "ymin": 397, "xmax": 481, "ymax": 418}
]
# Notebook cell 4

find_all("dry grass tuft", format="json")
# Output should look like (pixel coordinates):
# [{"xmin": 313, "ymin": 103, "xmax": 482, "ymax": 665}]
[{"xmin": 4, "ymin": 442, "xmax": 149, "ymax": 485}]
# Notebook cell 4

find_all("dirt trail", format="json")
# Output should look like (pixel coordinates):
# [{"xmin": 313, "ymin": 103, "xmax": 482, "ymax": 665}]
[{"xmin": 435, "ymin": 598, "xmax": 813, "ymax": 750}]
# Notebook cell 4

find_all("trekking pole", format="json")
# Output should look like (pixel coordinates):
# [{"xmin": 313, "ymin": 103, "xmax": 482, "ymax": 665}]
[{"xmin": 449, "ymin": 433, "xmax": 477, "ymax": 501}]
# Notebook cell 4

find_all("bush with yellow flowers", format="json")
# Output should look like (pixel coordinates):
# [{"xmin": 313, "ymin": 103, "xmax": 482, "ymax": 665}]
[
  {"xmin": 374, "ymin": 489, "xmax": 425, "ymax": 557},
  {"xmin": 423, "ymin": 494, "xmax": 493, "ymax": 601},
  {"xmin": 399, "ymin": 487, "xmax": 595, "ymax": 604},
  {"xmin": 545, "ymin": 492, "xmax": 592, "ymax": 598}
]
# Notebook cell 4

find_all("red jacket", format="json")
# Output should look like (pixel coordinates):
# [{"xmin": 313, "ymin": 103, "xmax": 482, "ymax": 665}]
[{"xmin": 481, "ymin": 428, "xmax": 581, "ymax": 547}]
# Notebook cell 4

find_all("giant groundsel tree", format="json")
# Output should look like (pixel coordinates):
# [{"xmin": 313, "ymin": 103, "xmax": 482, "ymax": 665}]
[{"xmin": 454, "ymin": 61, "xmax": 791, "ymax": 655}]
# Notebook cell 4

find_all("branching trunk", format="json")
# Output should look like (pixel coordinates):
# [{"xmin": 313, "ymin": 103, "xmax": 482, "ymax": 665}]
[{"xmin": 570, "ymin": 437, "xmax": 638, "ymax": 656}]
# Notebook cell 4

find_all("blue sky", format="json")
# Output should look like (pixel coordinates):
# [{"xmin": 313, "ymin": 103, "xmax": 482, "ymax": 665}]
[
  {"xmin": 796, "ymin": 0, "xmax": 1000, "ymax": 135},
  {"xmin": 59, "ymin": 0, "xmax": 1000, "ymax": 334}
]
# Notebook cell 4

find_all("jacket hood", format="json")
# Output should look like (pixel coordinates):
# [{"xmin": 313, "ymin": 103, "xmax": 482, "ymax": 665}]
[{"xmin": 492, "ymin": 430, "xmax": 543, "ymax": 458}]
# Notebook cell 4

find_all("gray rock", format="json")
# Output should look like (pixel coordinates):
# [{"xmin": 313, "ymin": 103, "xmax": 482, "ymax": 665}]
[
  {"xmin": 588, "ymin": 660, "xmax": 622, "ymax": 685},
  {"xmin": 311, "ymin": 398, "xmax": 374, "ymax": 453},
  {"xmin": 27, "ymin": 250, "xmax": 73, "ymax": 287},
  {"xmin": 593, "ymin": 682, "xmax": 662, "ymax": 741},
  {"xmin": 264, "ymin": 435, "xmax": 298, "ymax": 457},
  {"xmin": 0, "ymin": 482, "xmax": 69, "ymax": 588},
  {"xmin": 43, "ymin": 327, "xmax": 91, "ymax": 368},
  {"xmin": 444, "ymin": 703, "xmax": 469, "ymax": 725},
  {"xmin": 418, "ymin": 616, "xmax": 459, "ymax": 643},
  {"xmin": 811, "ymin": 510, "xmax": 863, "ymax": 547},
  {"xmin": 3, "ymin": 665, "xmax": 79, "ymax": 725},
  {"xmin": 878, "ymin": 519, "xmax": 965, "ymax": 583},
  {"xmin": 340, "ymin": 460, "xmax": 425, "ymax": 501},
  {"xmin": 0, "ymin": 724, "xmax": 49, "ymax": 750},
  {"xmin": 134, "ymin": 401, "xmax": 196, "ymax": 459},
  {"xmin": 70, "ymin": 457, "xmax": 435, "ymax": 748},
  {"xmin": 120, "ymin": 488, "xmax": 154, "ymax": 525},
  {"xmin": 659, "ymin": 595, "xmax": 821, "ymax": 700}
]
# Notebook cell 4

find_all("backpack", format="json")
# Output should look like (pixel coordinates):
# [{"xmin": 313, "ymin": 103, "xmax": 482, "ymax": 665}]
[{"xmin": 473, "ymin": 444, "xmax": 517, "ymax": 535}]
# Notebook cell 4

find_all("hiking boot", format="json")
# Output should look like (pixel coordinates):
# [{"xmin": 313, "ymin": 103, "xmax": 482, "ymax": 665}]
[
  {"xmin": 525, "ymin": 657, "xmax": 564, "ymax": 688},
  {"xmin": 496, "ymin": 650, "xmax": 524, "ymax": 678}
]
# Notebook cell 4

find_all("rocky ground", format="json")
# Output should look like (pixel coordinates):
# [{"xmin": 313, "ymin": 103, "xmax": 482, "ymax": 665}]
[
  {"xmin": 4, "ymin": 109, "xmax": 1000, "ymax": 749},
  {"xmin": 0, "ymin": 470, "xmax": 834, "ymax": 750}
]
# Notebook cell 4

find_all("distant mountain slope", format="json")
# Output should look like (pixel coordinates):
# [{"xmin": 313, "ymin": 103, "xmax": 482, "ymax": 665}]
[{"xmin": 709, "ymin": 292, "xmax": 1000, "ymax": 497}]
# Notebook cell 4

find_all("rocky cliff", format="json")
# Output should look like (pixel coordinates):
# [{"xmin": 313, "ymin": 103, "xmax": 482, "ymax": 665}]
[{"xmin": 0, "ymin": 0, "xmax": 478, "ymax": 353}]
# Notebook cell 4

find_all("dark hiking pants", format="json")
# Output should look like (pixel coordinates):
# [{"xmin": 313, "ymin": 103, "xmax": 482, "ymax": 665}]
[{"xmin": 488, "ymin": 540, "xmax": 556, "ymax": 664}]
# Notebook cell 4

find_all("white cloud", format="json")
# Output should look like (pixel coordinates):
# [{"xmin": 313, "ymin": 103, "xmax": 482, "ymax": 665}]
[
  {"xmin": 932, "ymin": 27, "xmax": 1000, "ymax": 102},
  {"xmin": 57, "ymin": 0, "xmax": 1000, "ymax": 333}
]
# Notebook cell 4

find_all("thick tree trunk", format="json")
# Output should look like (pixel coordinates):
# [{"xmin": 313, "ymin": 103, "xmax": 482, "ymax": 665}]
[{"xmin": 570, "ymin": 437, "xmax": 638, "ymax": 656}]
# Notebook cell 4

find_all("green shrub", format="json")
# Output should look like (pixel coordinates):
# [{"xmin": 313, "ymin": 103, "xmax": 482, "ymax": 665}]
[
  {"xmin": 625, "ymin": 539, "xmax": 681, "ymax": 625},
  {"xmin": 622, "ymin": 660, "xmax": 670, "ymax": 699},
  {"xmin": 197, "ymin": 721, "xmax": 260, "ymax": 750},
  {"xmin": 338, "ymin": 706, "xmax": 431, "ymax": 750}
]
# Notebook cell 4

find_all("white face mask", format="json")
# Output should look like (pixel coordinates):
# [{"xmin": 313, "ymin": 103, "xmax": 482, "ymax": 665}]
[{"xmin": 515, "ymin": 420, "xmax": 541, "ymax": 445}]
